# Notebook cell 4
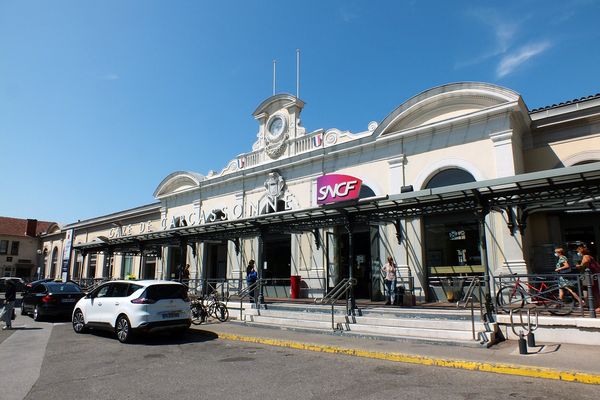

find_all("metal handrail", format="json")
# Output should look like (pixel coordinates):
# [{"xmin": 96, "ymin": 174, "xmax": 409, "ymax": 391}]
[
  {"xmin": 315, "ymin": 278, "xmax": 357, "ymax": 330},
  {"xmin": 457, "ymin": 277, "xmax": 484, "ymax": 340},
  {"xmin": 494, "ymin": 272, "xmax": 596, "ymax": 317},
  {"xmin": 237, "ymin": 279, "xmax": 264, "ymax": 321}
]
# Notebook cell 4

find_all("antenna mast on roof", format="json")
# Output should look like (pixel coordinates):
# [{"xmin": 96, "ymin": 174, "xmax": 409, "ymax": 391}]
[
  {"xmin": 296, "ymin": 49, "xmax": 300, "ymax": 99},
  {"xmin": 272, "ymin": 59, "xmax": 277, "ymax": 96}
]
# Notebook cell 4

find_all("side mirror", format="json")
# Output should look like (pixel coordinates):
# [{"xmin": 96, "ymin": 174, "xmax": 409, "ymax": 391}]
[{"xmin": 85, "ymin": 292, "xmax": 93, "ymax": 299}]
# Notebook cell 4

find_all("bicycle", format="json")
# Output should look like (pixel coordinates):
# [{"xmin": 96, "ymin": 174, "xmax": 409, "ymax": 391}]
[
  {"xmin": 204, "ymin": 291, "xmax": 229, "ymax": 322},
  {"xmin": 190, "ymin": 297, "xmax": 208, "ymax": 325},
  {"xmin": 496, "ymin": 275, "xmax": 576, "ymax": 315}
]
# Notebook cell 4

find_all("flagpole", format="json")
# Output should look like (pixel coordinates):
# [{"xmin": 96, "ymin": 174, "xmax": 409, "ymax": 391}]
[
  {"xmin": 273, "ymin": 59, "xmax": 277, "ymax": 96},
  {"xmin": 296, "ymin": 49, "xmax": 300, "ymax": 99}
]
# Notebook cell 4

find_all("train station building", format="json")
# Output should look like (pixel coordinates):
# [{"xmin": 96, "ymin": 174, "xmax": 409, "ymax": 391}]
[{"xmin": 40, "ymin": 82, "xmax": 600, "ymax": 302}]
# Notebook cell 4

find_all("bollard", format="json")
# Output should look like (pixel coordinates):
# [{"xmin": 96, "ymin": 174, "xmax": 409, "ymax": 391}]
[
  {"xmin": 527, "ymin": 331, "xmax": 536, "ymax": 347},
  {"xmin": 518, "ymin": 331, "xmax": 528, "ymax": 355}
]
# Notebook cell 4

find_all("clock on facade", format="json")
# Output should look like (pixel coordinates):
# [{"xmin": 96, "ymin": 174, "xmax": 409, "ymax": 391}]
[{"xmin": 266, "ymin": 114, "xmax": 287, "ymax": 142}]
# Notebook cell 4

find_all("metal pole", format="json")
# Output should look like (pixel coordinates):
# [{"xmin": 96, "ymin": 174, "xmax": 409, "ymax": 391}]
[
  {"xmin": 257, "ymin": 232, "xmax": 265, "ymax": 304},
  {"xmin": 296, "ymin": 49, "xmax": 300, "ymax": 99},
  {"xmin": 476, "ymin": 205, "xmax": 494, "ymax": 321},
  {"xmin": 584, "ymin": 268, "xmax": 597, "ymax": 318},
  {"xmin": 272, "ymin": 59, "xmax": 276, "ymax": 96},
  {"xmin": 347, "ymin": 228, "xmax": 356, "ymax": 314}
]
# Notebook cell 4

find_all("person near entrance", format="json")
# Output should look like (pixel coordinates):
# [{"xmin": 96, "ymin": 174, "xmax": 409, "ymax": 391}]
[
  {"xmin": 382, "ymin": 256, "xmax": 397, "ymax": 305},
  {"xmin": 554, "ymin": 248, "xmax": 582, "ymax": 306},
  {"xmin": 575, "ymin": 246, "xmax": 600, "ymax": 313},
  {"xmin": 246, "ymin": 260, "xmax": 258, "ymax": 302}
]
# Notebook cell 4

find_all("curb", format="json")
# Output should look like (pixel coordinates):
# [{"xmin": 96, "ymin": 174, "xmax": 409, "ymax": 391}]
[{"xmin": 212, "ymin": 331, "xmax": 600, "ymax": 385}]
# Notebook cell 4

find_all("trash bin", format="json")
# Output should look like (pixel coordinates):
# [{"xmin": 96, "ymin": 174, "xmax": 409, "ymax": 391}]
[{"xmin": 290, "ymin": 275, "xmax": 301, "ymax": 299}]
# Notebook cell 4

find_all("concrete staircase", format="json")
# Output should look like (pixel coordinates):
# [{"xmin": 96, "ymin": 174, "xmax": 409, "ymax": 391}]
[{"xmin": 228, "ymin": 302, "xmax": 498, "ymax": 347}]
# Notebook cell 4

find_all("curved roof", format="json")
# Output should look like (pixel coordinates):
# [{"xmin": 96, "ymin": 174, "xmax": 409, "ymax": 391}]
[
  {"xmin": 374, "ymin": 82, "xmax": 522, "ymax": 137},
  {"xmin": 252, "ymin": 93, "xmax": 305, "ymax": 117},
  {"xmin": 153, "ymin": 171, "xmax": 204, "ymax": 198}
]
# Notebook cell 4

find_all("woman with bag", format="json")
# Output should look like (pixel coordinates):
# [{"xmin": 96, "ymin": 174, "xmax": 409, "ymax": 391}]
[
  {"xmin": 1, "ymin": 279, "xmax": 16, "ymax": 330},
  {"xmin": 381, "ymin": 256, "xmax": 397, "ymax": 306},
  {"xmin": 575, "ymin": 246, "xmax": 600, "ymax": 313}
]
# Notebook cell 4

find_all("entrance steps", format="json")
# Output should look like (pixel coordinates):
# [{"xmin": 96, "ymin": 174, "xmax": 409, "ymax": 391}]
[{"xmin": 228, "ymin": 302, "xmax": 498, "ymax": 347}]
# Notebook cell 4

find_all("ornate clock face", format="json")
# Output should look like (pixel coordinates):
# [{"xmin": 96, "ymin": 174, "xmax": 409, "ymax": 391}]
[{"xmin": 268, "ymin": 116, "xmax": 285, "ymax": 138}]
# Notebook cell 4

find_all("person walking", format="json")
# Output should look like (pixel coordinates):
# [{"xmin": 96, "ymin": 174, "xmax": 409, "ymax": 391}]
[
  {"xmin": 554, "ymin": 248, "xmax": 582, "ymax": 306},
  {"xmin": 382, "ymin": 256, "xmax": 397, "ymax": 305},
  {"xmin": 1, "ymin": 279, "xmax": 16, "ymax": 330},
  {"xmin": 246, "ymin": 260, "xmax": 258, "ymax": 302},
  {"xmin": 575, "ymin": 246, "xmax": 600, "ymax": 313}
]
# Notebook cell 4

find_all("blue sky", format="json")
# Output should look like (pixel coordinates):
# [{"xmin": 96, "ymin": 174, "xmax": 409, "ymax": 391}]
[{"xmin": 1, "ymin": 0, "xmax": 599, "ymax": 224}]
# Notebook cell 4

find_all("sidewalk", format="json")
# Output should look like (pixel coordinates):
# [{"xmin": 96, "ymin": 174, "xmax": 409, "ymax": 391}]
[{"xmin": 190, "ymin": 321, "xmax": 600, "ymax": 385}]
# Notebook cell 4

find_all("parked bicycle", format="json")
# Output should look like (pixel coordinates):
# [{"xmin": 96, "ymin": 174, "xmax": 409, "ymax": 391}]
[
  {"xmin": 189, "ymin": 292, "xmax": 229, "ymax": 325},
  {"xmin": 204, "ymin": 291, "xmax": 229, "ymax": 322},
  {"xmin": 190, "ymin": 297, "xmax": 208, "ymax": 325},
  {"xmin": 496, "ymin": 275, "xmax": 576, "ymax": 315}
]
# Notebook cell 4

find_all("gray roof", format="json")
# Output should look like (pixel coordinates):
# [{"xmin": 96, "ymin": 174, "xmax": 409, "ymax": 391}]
[{"xmin": 530, "ymin": 93, "xmax": 600, "ymax": 113}]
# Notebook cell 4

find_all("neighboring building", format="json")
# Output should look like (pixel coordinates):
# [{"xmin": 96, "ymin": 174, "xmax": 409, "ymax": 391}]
[
  {"xmin": 0, "ymin": 217, "xmax": 58, "ymax": 278},
  {"xmin": 39, "ymin": 83, "xmax": 600, "ymax": 301}
]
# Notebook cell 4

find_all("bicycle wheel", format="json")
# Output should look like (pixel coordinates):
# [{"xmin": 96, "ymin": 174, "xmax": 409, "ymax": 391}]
[
  {"xmin": 213, "ymin": 303, "xmax": 229, "ymax": 322},
  {"xmin": 546, "ymin": 293, "xmax": 575, "ymax": 316},
  {"xmin": 496, "ymin": 286, "xmax": 525, "ymax": 313},
  {"xmin": 191, "ymin": 303, "xmax": 204, "ymax": 325}
]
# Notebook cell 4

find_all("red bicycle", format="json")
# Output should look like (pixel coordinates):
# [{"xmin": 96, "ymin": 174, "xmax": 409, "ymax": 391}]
[{"xmin": 496, "ymin": 275, "xmax": 576, "ymax": 315}]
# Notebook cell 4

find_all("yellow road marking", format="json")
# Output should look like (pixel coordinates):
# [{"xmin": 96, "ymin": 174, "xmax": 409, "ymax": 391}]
[{"xmin": 214, "ymin": 332, "xmax": 600, "ymax": 385}]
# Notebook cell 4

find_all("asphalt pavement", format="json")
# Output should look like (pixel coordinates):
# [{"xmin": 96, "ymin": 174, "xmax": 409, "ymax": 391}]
[{"xmin": 190, "ymin": 320, "xmax": 600, "ymax": 385}]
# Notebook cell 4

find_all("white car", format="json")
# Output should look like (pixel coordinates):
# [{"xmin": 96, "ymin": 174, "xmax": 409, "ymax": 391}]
[{"xmin": 72, "ymin": 280, "xmax": 191, "ymax": 343}]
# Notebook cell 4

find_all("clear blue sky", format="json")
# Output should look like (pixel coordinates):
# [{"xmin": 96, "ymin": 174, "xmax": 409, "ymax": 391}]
[{"xmin": 1, "ymin": 0, "xmax": 599, "ymax": 224}]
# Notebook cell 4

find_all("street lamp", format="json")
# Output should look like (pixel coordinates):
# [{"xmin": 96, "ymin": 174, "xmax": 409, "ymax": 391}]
[{"xmin": 36, "ymin": 248, "xmax": 47, "ymax": 280}]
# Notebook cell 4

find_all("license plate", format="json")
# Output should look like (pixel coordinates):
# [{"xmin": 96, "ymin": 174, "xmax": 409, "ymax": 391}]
[
  {"xmin": 62, "ymin": 298, "xmax": 76, "ymax": 303},
  {"xmin": 162, "ymin": 312, "xmax": 179, "ymax": 319}
]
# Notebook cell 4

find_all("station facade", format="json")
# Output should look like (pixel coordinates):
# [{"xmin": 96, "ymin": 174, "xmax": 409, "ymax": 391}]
[{"xmin": 40, "ymin": 82, "xmax": 600, "ymax": 301}]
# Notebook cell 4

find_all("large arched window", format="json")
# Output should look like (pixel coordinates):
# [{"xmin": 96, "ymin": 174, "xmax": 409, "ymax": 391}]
[
  {"xmin": 423, "ymin": 168, "xmax": 481, "ymax": 301},
  {"xmin": 50, "ymin": 247, "xmax": 59, "ymax": 278}
]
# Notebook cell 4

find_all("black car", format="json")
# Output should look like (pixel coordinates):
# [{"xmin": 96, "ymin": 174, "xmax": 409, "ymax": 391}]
[
  {"xmin": 23, "ymin": 279, "xmax": 55, "ymax": 294},
  {"xmin": 0, "ymin": 277, "xmax": 25, "ymax": 293},
  {"xmin": 21, "ymin": 282, "xmax": 85, "ymax": 321}
]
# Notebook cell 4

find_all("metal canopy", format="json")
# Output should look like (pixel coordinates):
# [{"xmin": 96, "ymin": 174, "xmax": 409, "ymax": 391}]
[{"xmin": 74, "ymin": 162, "xmax": 600, "ymax": 254}]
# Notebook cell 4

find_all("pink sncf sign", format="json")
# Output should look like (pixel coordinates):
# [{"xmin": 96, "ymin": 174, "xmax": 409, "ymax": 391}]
[{"xmin": 316, "ymin": 174, "xmax": 363, "ymax": 205}]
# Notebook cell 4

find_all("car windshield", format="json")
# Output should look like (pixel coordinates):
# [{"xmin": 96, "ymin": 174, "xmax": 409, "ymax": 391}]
[
  {"xmin": 143, "ymin": 284, "xmax": 187, "ymax": 301},
  {"xmin": 45, "ymin": 283, "xmax": 82, "ymax": 293}
]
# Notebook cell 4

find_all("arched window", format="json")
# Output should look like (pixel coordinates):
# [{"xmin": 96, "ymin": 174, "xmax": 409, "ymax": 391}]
[
  {"xmin": 423, "ymin": 169, "xmax": 482, "ymax": 301},
  {"xmin": 425, "ymin": 168, "xmax": 476, "ymax": 189},
  {"xmin": 359, "ymin": 184, "xmax": 376, "ymax": 199},
  {"xmin": 50, "ymin": 247, "xmax": 59, "ymax": 278}
]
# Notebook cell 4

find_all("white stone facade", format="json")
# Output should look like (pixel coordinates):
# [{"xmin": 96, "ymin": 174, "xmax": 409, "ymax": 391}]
[{"xmin": 40, "ymin": 83, "xmax": 600, "ymax": 301}]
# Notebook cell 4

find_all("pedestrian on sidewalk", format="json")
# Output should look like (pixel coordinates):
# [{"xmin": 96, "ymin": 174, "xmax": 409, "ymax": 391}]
[
  {"xmin": 554, "ymin": 248, "xmax": 583, "ymax": 306},
  {"xmin": 1, "ymin": 279, "xmax": 16, "ymax": 330},
  {"xmin": 246, "ymin": 260, "xmax": 258, "ymax": 303},
  {"xmin": 575, "ymin": 246, "xmax": 600, "ymax": 313},
  {"xmin": 382, "ymin": 256, "xmax": 397, "ymax": 305}
]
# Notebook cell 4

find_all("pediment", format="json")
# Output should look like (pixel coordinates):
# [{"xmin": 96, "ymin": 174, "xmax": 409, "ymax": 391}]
[
  {"xmin": 376, "ymin": 82, "xmax": 521, "ymax": 137},
  {"xmin": 153, "ymin": 171, "xmax": 204, "ymax": 198}
]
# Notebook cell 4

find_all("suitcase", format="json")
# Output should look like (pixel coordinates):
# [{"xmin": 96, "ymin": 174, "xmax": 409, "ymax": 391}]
[{"xmin": 402, "ymin": 293, "xmax": 416, "ymax": 307}]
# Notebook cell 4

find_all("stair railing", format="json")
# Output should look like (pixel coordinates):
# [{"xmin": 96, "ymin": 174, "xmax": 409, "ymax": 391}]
[
  {"xmin": 237, "ymin": 279, "xmax": 264, "ymax": 321},
  {"xmin": 315, "ymin": 278, "xmax": 357, "ymax": 330},
  {"xmin": 457, "ymin": 277, "xmax": 484, "ymax": 340}
]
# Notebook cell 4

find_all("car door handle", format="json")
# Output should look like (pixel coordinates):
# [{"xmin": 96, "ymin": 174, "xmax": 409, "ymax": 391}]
[
  {"xmin": 115, "ymin": 302, "xmax": 120, "ymax": 306},
  {"xmin": 98, "ymin": 302, "xmax": 102, "ymax": 306}
]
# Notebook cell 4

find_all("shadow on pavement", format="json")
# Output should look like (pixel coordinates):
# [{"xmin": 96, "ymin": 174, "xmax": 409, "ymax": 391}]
[{"xmin": 85, "ymin": 327, "xmax": 219, "ymax": 346}]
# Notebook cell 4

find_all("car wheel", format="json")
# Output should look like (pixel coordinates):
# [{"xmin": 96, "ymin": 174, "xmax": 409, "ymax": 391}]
[
  {"xmin": 115, "ymin": 315, "xmax": 133, "ymax": 343},
  {"xmin": 33, "ymin": 306, "xmax": 43, "ymax": 322},
  {"xmin": 20, "ymin": 306, "xmax": 26, "ymax": 316},
  {"xmin": 72, "ymin": 309, "xmax": 87, "ymax": 333}
]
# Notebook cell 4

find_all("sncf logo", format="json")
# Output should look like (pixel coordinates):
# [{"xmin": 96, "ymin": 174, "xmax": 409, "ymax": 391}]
[{"xmin": 316, "ymin": 174, "xmax": 363, "ymax": 205}]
